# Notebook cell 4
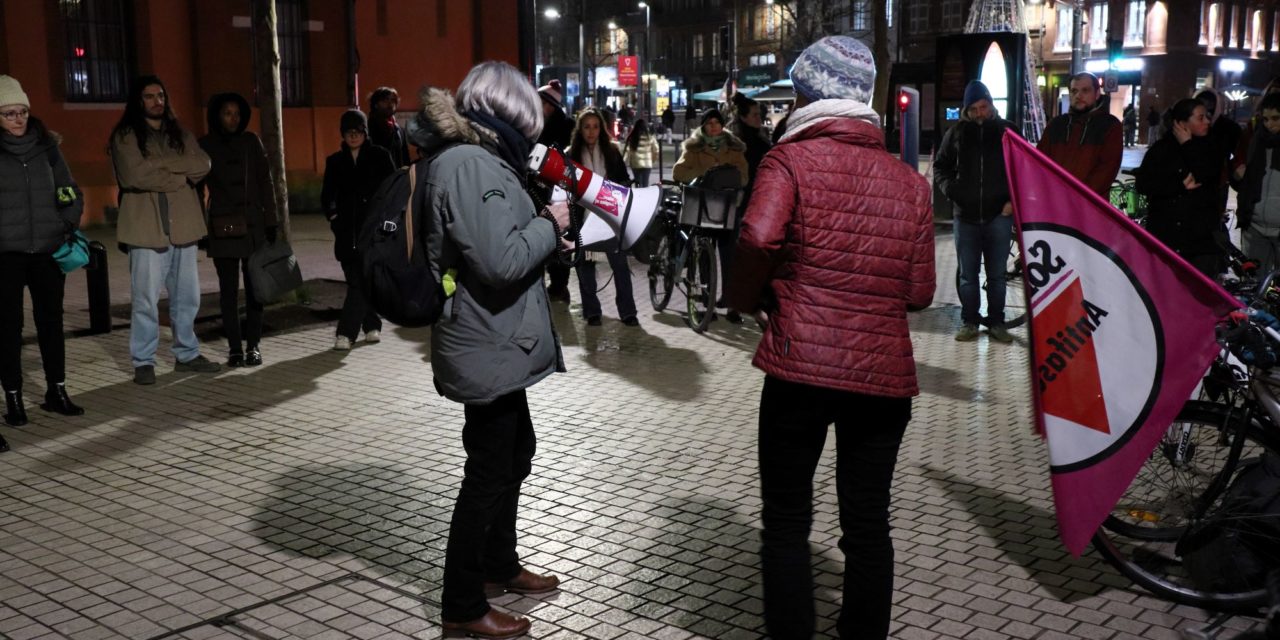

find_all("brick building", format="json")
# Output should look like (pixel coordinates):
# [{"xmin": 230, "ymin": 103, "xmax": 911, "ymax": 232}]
[{"xmin": 0, "ymin": 0, "xmax": 520, "ymax": 224}]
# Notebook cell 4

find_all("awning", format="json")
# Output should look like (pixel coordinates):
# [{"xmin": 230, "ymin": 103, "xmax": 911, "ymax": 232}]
[
  {"xmin": 751, "ymin": 79, "xmax": 794, "ymax": 102},
  {"xmin": 691, "ymin": 86, "xmax": 766, "ymax": 102}
]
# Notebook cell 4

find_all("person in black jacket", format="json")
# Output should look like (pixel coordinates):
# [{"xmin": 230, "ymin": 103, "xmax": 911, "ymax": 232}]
[
  {"xmin": 569, "ymin": 108, "xmax": 639, "ymax": 326},
  {"xmin": 321, "ymin": 109, "xmax": 395, "ymax": 350},
  {"xmin": 0, "ymin": 74, "xmax": 85, "ymax": 433},
  {"xmin": 1136, "ymin": 98, "xmax": 1224, "ymax": 279},
  {"xmin": 368, "ymin": 87, "xmax": 411, "ymax": 168},
  {"xmin": 537, "ymin": 80, "xmax": 575, "ymax": 305},
  {"xmin": 722, "ymin": 92, "xmax": 773, "ymax": 324},
  {"xmin": 934, "ymin": 80, "xmax": 1018, "ymax": 344},
  {"xmin": 199, "ymin": 93, "xmax": 279, "ymax": 367}
]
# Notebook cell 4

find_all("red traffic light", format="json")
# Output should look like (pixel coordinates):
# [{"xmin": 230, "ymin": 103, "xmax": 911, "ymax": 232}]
[{"xmin": 898, "ymin": 92, "xmax": 910, "ymax": 110}]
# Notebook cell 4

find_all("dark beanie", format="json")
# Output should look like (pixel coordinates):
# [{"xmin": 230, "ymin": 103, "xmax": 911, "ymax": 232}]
[
  {"xmin": 700, "ymin": 108, "xmax": 724, "ymax": 126},
  {"xmin": 963, "ymin": 80, "xmax": 993, "ymax": 111},
  {"xmin": 339, "ymin": 109, "xmax": 368, "ymax": 134}
]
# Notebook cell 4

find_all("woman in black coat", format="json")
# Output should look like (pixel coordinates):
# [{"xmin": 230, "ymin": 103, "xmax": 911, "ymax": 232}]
[
  {"xmin": 0, "ymin": 74, "xmax": 84, "ymax": 435},
  {"xmin": 321, "ymin": 109, "xmax": 396, "ymax": 350},
  {"xmin": 1135, "ymin": 98, "xmax": 1225, "ymax": 279},
  {"xmin": 199, "ymin": 93, "xmax": 278, "ymax": 367},
  {"xmin": 722, "ymin": 93, "xmax": 774, "ymax": 323},
  {"xmin": 568, "ymin": 109, "xmax": 638, "ymax": 326}
]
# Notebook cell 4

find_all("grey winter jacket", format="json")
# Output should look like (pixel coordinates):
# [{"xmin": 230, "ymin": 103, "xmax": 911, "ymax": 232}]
[
  {"xmin": 413, "ymin": 87, "xmax": 563, "ymax": 405},
  {"xmin": 0, "ymin": 135, "xmax": 83, "ymax": 254}
]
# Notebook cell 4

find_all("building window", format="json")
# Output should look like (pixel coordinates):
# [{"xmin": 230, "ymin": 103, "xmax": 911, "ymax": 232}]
[
  {"xmin": 1124, "ymin": 0, "xmax": 1145, "ymax": 47},
  {"xmin": 852, "ymin": 0, "xmax": 870, "ymax": 32},
  {"xmin": 941, "ymin": 0, "xmax": 963, "ymax": 30},
  {"xmin": 276, "ymin": 0, "xmax": 310, "ymax": 106},
  {"xmin": 1089, "ymin": 3, "xmax": 1108, "ymax": 51},
  {"xmin": 693, "ymin": 33, "xmax": 704, "ymax": 59},
  {"xmin": 60, "ymin": 0, "xmax": 132, "ymax": 102},
  {"xmin": 1054, "ymin": 7, "xmax": 1073, "ymax": 52},
  {"xmin": 1273, "ymin": 11, "xmax": 1279, "ymax": 51},
  {"xmin": 1201, "ymin": 2, "xmax": 1222, "ymax": 49},
  {"xmin": 886, "ymin": 0, "xmax": 893, "ymax": 28},
  {"xmin": 908, "ymin": 0, "xmax": 929, "ymax": 33}
]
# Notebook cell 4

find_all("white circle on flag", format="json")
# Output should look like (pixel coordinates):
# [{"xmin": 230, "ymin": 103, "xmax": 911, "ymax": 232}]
[{"xmin": 1023, "ymin": 227, "xmax": 1162, "ymax": 471}]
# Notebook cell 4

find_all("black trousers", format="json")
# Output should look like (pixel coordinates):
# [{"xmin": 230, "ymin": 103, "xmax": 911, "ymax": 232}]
[
  {"xmin": 575, "ymin": 249, "xmax": 637, "ymax": 321},
  {"xmin": 338, "ymin": 257, "xmax": 381, "ymax": 340},
  {"xmin": 213, "ymin": 257, "xmax": 264, "ymax": 353},
  {"xmin": 441, "ymin": 390, "xmax": 536, "ymax": 622},
  {"xmin": 758, "ymin": 376, "xmax": 911, "ymax": 640},
  {"xmin": 547, "ymin": 262, "xmax": 570, "ymax": 292},
  {"xmin": 0, "ymin": 252, "xmax": 66, "ymax": 392}
]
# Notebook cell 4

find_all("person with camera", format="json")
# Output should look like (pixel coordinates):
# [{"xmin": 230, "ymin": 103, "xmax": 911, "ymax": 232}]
[
  {"xmin": 0, "ymin": 75, "xmax": 85, "ymax": 432},
  {"xmin": 409, "ymin": 62, "xmax": 571, "ymax": 639},
  {"xmin": 199, "ymin": 93, "xmax": 279, "ymax": 367}
]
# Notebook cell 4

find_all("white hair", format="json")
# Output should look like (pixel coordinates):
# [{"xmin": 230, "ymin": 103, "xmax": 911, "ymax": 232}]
[{"xmin": 456, "ymin": 61, "xmax": 543, "ymax": 141}]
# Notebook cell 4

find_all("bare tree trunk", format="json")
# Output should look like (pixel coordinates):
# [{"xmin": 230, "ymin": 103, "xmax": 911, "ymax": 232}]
[
  {"xmin": 254, "ymin": 0, "xmax": 291, "ymax": 240},
  {"xmin": 871, "ymin": 0, "xmax": 890, "ymax": 114}
]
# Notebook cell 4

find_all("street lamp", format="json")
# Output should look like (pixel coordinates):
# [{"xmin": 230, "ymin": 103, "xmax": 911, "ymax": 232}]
[
  {"xmin": 544, "ymin": 7, "xmax": 560, "ymax": 18},
  {"xmin": 544, "ymin": 4, "xmax": 587, "ymax": 110},
  {"xmin": 638, "ymin": 1, "xmax": 651, "ymax": 117}
]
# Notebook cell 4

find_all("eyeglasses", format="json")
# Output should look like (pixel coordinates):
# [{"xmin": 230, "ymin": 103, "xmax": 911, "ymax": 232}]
[{"xmin": 1, "ymin": 109, "xmax": 30, "ymax": 122}]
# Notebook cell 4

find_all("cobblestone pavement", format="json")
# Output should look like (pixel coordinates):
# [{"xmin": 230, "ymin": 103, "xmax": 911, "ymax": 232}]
[{"xmin": 0, "ymin": 216, "xmax": 1266, "ymax": 639}]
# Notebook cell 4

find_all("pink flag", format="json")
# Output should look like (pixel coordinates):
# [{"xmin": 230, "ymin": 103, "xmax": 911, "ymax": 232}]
[{"xmin": 1002, "ymin": 131, "xmax": 1240, "ymax": 556}]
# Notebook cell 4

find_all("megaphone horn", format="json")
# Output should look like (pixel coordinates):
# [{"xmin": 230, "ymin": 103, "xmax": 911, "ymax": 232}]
[{"xmin": 527, "ymin": 143, "xmax": 660, "ymax": 251}]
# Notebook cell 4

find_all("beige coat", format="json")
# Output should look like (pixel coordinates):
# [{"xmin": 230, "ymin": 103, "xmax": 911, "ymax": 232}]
[
  {"xmin": 624, "ymin": 134, "xmax": 661, "ymax": 170},
  {"xmin": 111, "ymin": 128, "xmax": 211, "ymax": 249},
  {"xmin": 672, "ymin": 128, "xmax": 749, "ymax": 185}
]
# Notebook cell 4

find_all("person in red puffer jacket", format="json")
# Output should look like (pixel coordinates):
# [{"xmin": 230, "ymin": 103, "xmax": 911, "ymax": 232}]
[{"xmin": 725, "ymin": 36, "xmax": 935, "ymax": 640}]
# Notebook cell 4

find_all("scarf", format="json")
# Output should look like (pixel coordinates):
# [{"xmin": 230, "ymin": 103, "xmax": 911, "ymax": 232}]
[
  {"xmin": 579, "ymin": 142, "xmax": 606, "ymax": 175},
  {"xmin": 703, "ymin": 132, "xmax": 727, "ymax": 152},
  {"xmin": 779, "ymin": 99, "xmax": 881, "ymax": 143},
  {"xmin": 0, "ymin": 129, "xmax": 39, "ymax": 158},
  {"xmin": 464, "ymin": 109, "xmax": 531, "ymax": 176}
]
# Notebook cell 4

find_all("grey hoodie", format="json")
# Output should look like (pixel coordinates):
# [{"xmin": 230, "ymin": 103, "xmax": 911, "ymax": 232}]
[{"xmin": 414, "ymin": 87, "xmax": 564, "ymax": 405}]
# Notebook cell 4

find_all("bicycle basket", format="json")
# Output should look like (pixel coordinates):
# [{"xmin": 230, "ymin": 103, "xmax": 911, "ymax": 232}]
[{"xmin": 679, "ymin": 185, "xmax": 740, "ymax": 230}]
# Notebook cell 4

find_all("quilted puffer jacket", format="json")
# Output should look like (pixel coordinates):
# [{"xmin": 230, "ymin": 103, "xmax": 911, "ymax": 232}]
[{"xmin": 725, "ymin": 114, "xmax": 935, "ymax": 397}]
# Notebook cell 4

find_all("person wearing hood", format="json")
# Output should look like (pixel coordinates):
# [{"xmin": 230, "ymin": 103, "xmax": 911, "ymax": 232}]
[
  {"xmin": 934, "ymin": 79, "xmax": 1019, "ymax": 343},
  {"xmin": 726, "ymin": 36, "xmax": 934, "ymax": 640},
  {"xmin": 0, "ymin": 75, "xmax": 85, "ymax": 433},
  {"xmin": 672, "ymin": 107, "xmax": 749, "ymax": 185},
  {"xmin": 198, "ymin": 93, "xmax": 278, "ymax": 367},
  {"xmin": 535, "ymin": 80, "xmax": 575, "ymax": 305},
  {"xmin": 321, "ymin": 109, "xmax": 395, "ymax": 351},
  {"xmin": 1233, "ymin": 93, "xmax": 1280, "ymax": 271},
  {"xmin": 1035, "ymin": 72, "xmax": 1121, "ymax": 198},
  {"xmin": 409, "ymin": 62, "xmax": 572, "ymax": 640}
]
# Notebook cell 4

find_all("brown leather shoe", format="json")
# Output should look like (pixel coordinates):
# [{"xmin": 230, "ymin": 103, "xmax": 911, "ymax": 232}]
[
  {"xmin": 485, "ymin": 568, "xmax": 561, "ymax": 595},
  {"xmin": 441, "ymin": 609, "xmax": 530, "ymax": 639}
]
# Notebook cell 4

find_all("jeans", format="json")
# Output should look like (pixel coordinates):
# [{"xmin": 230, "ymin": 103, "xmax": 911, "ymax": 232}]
[
  {"xmin": 213, "ymin": 257, "xmax": 263, "ymax": 354},
  {"xmin": 632, "ymin": 168, "xmax": 652, "ymax": 187},
  {"xmin": 0, "ymin": 252, "xmax": 66, "ymax": 391},
  {"xmin": 575, "ymin": 249, "xmax": 637, "ymax": 321},
  {"xmin": 338, "ymin": 258, "xmax": 381, "ymax": 340},
  {"xmin": 441, "ymin": 390, "xmax": 536, "ymax": 622},
  {"xmin": 129, "ymin": 244, "xmax": 202, "ymax": 368},
  {"xmin": 758, "ymin": 376, "xmax": 911, "ymax": 640},
  {"xmin": 955, "ymin": 215, "xmax": 1014, "ymax": 327}
]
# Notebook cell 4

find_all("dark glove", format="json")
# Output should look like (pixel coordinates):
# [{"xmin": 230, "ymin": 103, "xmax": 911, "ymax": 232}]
[{"xmin": 265, "ymin": 226, "xmax": 278, "ymax": 243}]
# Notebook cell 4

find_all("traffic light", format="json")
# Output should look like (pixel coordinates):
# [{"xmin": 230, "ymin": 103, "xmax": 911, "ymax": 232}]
[
  {"xmin": 898, "ymin": 87, "xmax": 920, "ymax": 168},
  {"xmin": 898, "ymin": 91, "xmax": 911, "ymax": 112}
]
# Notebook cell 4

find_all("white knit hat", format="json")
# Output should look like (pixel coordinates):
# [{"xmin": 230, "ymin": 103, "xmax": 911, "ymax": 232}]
[
  {"xmin": 789, "ymin": 36, "xmax": 876, "ymax": 105},
  {"xmin": 0, "ymin": 75, "xmax": 30, "ymax": 109}
]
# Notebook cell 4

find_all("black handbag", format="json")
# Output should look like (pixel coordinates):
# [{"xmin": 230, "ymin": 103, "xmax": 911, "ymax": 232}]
[{"xmin": 247, "ymin": 239, "xmax": 303, "ymax": 304}]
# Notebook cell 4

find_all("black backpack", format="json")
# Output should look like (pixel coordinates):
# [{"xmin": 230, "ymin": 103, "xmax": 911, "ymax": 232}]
[{"xmin": 357, "ymin": 157, "xmax": 446, "ymax": 328}]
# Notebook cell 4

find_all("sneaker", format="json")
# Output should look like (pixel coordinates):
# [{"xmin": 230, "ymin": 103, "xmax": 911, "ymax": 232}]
[
  {"xmin": 988, "ymin": 325, "xmax": 1014, "ymax": 343},
  {"xmin": 133, "ymin": 365, "xmax": 156, "ymax": 385},
  {"xmin": 333, "ymin": 336, "xmax": 352, "ymax": 351},
  {"xmin": 364, "ymin": 330, "xmax": 381, "ymax": 344},
  {"xmin": 954, "ymin": 324, "xmax": 980, "ymax": 342},
  {"xmin": 175, "ymin": 355, "xmax": 221, "ymax": 373}
]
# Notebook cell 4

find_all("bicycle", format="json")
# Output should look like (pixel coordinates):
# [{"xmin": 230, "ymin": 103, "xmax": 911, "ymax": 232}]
[
  {"xmin": 1110, "ymin": 168, "xmax": 1149, "ymax": 226},
  {"xmin": 645, "ymin": 180, "xmax": 737, "ymax": 333},
  {"xmin": 1091, "ymin": 273, "xmax": 1280, "ymax": 612}
]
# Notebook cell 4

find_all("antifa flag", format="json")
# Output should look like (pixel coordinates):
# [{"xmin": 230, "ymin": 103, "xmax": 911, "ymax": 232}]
[{"xmin": 1001, "ymin": 132, "xmax": 1241, "ymax": 556}]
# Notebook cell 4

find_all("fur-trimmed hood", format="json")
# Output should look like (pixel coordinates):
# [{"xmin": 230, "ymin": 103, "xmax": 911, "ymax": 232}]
[
  {"xmin": 681, "ymin": 126, "xmax": 747, "ymax": 154},
  {"xmin": 407, "ymin": 86, "xmax": 481, "ymax": 155}
]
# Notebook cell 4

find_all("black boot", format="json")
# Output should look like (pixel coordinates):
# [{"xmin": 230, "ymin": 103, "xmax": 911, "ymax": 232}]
[
  {"xmin": 227, "ymin": 351, "xmax": 246, "ymax": 368},
  {"xmin": 4, "ymin": 390, "xmax": 28, "ymax": 426},
  {"xmin": 0, "ymin": 432, "xmax": 9, "ymax": 452},
  {"xmin": 40, "ymin": 383, "xmax": 84, "ymax": 417}
]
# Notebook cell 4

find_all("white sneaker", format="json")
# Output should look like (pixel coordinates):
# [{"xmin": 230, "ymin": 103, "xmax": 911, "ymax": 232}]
[
  {"xmin": 364, "ymin": 330, "xmax": 381, "ymax": 344},
  {"xmin": 333, "ymin": 336, "xmax": 352, "ymax": 351}
]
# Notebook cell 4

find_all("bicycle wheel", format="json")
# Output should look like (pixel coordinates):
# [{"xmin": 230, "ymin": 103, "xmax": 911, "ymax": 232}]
[
  {"xmin": 1004, "ymin": 238, "xmax": 1028, "ymax": 329},
  {"xmin": 648, "ymin": 234, "xmax": 675, "ymax": 311},
  {"xmin": 684, "ymin": 235, "xmax": 717, "ymax": 333},
  {"xmin": 1092, "ymin": 401, "xmax": 1280, "ymax": 611}
]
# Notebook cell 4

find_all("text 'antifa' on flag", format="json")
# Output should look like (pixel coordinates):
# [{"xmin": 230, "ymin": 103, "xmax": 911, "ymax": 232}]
[{"xmin": 1001, "ymin": 131, "xmax": 1241, "ymax": 557}]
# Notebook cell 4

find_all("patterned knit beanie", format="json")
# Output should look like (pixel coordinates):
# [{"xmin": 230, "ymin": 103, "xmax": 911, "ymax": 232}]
[{"xmin": 789, "ymin": 36, "xmax": 875, "ymax": 105}]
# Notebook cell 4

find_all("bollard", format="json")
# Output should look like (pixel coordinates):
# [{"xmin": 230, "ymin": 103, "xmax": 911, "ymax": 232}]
[{"xmin": 86, "ymin": 240, "xmax": 111, "ymax": 334}]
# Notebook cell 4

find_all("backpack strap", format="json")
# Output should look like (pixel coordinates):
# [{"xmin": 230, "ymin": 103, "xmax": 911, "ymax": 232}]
[{"xmin": 405, "ymin": 163, "xmax": 417, "ymax": 260}]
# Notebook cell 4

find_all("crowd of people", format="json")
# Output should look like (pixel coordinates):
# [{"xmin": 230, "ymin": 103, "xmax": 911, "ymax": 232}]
[{"xmin": 3, "ymin": 27, "xmax": 1277, "ymax": 638}]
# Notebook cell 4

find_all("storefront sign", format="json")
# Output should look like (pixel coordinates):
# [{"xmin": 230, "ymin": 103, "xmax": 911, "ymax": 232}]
[{"xmin": 618, "ymin": 56, "xmax": 639, "ymax": 86}]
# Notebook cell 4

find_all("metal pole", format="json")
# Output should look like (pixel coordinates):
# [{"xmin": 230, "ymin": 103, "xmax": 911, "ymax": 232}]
[
  {"xmin": 1070, "ymin": 0, "xmax": 1085, "ymax": 75},
  {"xmin": 579, "ymin": 0, "xmax": 587, "ymax": 109},
  {"xmin": 645, "ymin": 5, "xmax": 651, "ymax": 118}
]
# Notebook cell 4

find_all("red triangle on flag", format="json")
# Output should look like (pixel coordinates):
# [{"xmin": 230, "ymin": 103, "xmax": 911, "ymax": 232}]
[{"xmin": 1033, "ymin": 277, "xmax": 1111, "ymax": 435}]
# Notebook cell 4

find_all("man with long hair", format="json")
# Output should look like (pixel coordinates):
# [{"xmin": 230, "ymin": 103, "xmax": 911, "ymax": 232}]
[
  {"xmin": 109, "ymin": 75, "xmax": 218, "ymax": 385},
  {"xmin": 368, "ymin": 86, "xmax": 410, "ymax": 167}
]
